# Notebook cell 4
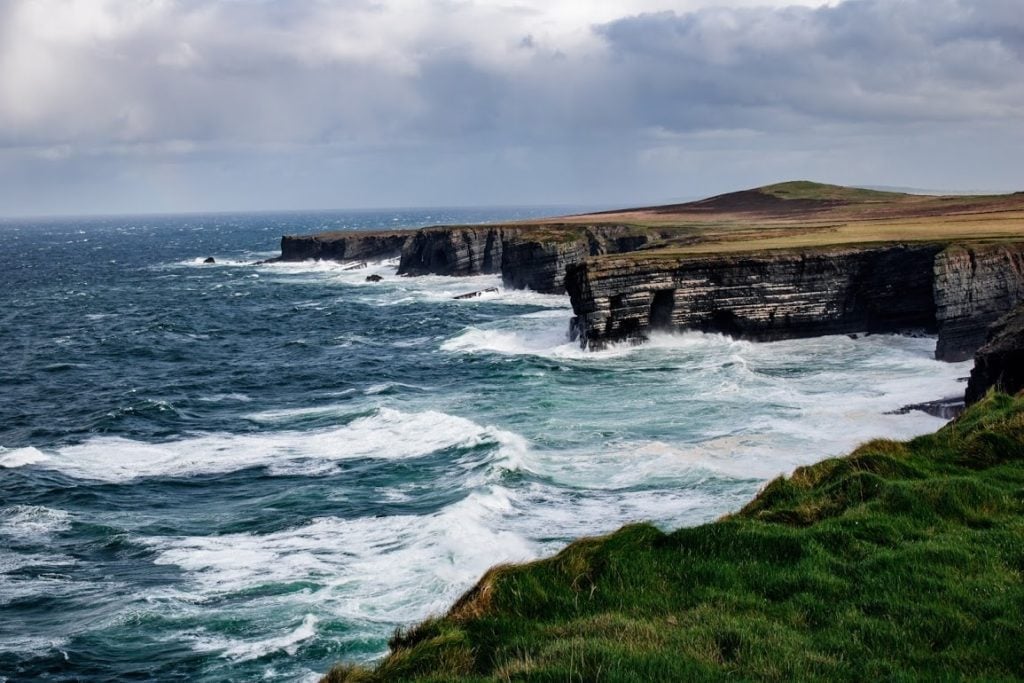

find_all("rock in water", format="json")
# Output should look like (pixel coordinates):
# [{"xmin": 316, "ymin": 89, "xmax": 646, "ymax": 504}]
[
  {"xmin": 203, "ymin": 257, "xmax": 216, "ymax": 264},
  {"xmin": 365, "ymin": 274, "xmax": 383, "ymax": 282},
  {"xmin": 453, "ymin": 287, "xmax": 499, "ymax": 300},
  {"xmin": 965, "ymin": 303, "xmax": 1024, "ymax": 404}
]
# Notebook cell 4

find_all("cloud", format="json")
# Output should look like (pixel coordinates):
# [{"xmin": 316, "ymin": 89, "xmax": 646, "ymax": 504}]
[{"xmin": 0, "ymin": 0, "xmax": 1021, "ymax": 214}]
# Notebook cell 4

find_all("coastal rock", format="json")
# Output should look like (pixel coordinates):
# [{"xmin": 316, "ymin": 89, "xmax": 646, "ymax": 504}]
[
  {"xmin": 565, "ymin": 245, "xmax": 942, "ymax": 349},
  {"xmin": 965, "ymin": 303, "xmax": 1024, "ymax": 404},
  {"xmin": 501, "ymin": 226, "xmax": 651, "ymax": 293},
  {"xmin": 934, "ymin": 243, "xmax": 1024, "ymax": 361},
  {"xmin": 278, "ymin": 232, "xmax": 409, "ymax": 262},
  {"xmin": 203, "ymin": 257, "xmax": 216, "ymax": 264},
  {"xmin": 399, "ymin": 227, "xmax": 506, "ymax": 277},
  {"xmin": 365, "ymin": 274, "xmax": 383, "ymax": 282}
]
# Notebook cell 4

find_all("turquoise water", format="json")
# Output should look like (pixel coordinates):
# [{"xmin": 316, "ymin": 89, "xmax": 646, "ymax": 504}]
[{"xmin": 0, "ymin": 209, "xmax": 968, "ymax": 681}]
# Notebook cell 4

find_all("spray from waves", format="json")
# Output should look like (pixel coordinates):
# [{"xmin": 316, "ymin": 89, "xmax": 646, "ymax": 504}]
[{"xmin": 8, "ymin": 408, "xmax": 528, "ymax": 483}]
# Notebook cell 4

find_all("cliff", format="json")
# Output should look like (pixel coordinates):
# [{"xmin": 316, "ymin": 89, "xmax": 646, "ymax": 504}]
[
  {"xmin": 965, "ymin": 302, "xmax": 1024, "ymax": 404},
  {"xmin": 279, "ymin": 223, "xmax": 651, "ymax": 294},
  {"xmin": 279, "ymin": 231, "xmax": 410, "ymax": 262},
  {"xmin": 934, "ymin": 243, "xmax": 1024, "ymax": 361},
  {"xmin": 323, "ymin": 393, "xmax": 1024, "ymax": 682},
  {"xmin": 566, "ymin": 242, "xmax": 1024, "ymax": 360},
  {"xmin": 276, "ymin": 183, "xmax": 1024, "ymax": 355}
]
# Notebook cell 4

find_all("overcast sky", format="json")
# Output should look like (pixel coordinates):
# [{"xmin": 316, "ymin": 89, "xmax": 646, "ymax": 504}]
[{"xmin": 1, "ymin": 0, "xmax": 1022, "ymax": 216}]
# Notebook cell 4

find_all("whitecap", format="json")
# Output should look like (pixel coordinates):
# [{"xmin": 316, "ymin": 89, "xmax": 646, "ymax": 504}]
[
  {"xmin": 0, "ymin": 505, "xmax": 72, "ymax": 538},
  {"xmin": 21, "ymin": 408, "xmax": 528, "ymax": 482},
  {"xmin": 0, "ymin": 446, "xmax": 49, "ymax": 469},
  {"xmin": 189, "ymin": 614, "xmax": 319, "ymax": 662},
  {"xmin": 145, "ymin": 486, "xmax": 537, "ymax": 622}
]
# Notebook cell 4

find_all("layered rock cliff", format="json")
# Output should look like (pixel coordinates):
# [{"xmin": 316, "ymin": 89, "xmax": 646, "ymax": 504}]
[
  {"xmin": 279, "ymin": 232, "xmax": 409, "ymax": 262},
  {"xmin": 398, "ymin": 227, "xmax": 507, "ymax": 277},
  {"xmin": 566, "ymin": 242, "xmax": 1024, "ymax": 359},
  {"xmin": 933, "ymin": 243, "xmax": 1024, "ymax": 361},
  {"xmin": 276, "ymin": 220, "xmax": 1023, "ymax": 362},
  {"xmin": 278, "ymin": 224, "xmax": 651, "ymax": 294},
  {"xmin": 565, "ymin": 245, "xmax": 942, "ymax": 349},
  {"xmin": 965, "ymin": 302, "xmax": 1024, "ymax": 404}
]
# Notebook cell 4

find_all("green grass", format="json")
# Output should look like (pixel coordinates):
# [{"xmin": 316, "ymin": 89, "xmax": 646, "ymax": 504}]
[
  {"xmin": 758, "ymin": 180, "xmax": 907, "ymax": 202},
  {"xmin": 324, "ymin": 393, "xmax": 1024, "ymax": 682}
]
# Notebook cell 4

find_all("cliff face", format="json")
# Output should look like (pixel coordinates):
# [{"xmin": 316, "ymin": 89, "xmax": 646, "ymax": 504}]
[
  {"xmin": 934, "ymin": 243, "xmax": 1024, "ymax": 361},
  {"xmin": 399, "ymin": 224, "xmax": 650, "ymax": 293},
  {"xmin": 281, "ymin": 224, "xmax": 651, "ymax": 294},
  {"xmin": 566, "ymin": 245, "xmax": 943, "ymax": 350},
  {"xmin": 501, "ymin": 227, "xmax": 651, "ymax": 293},
  {"xmin": 965, "ymin": 303, "xmax": 1024, "ymax": 404},
  {"xmin": 398, "ymin": 227, "xmax": 507, "ymax": 277},
  {"xmin": 279, "ymin": 232, "xmax": 409, "ymax": 262}
]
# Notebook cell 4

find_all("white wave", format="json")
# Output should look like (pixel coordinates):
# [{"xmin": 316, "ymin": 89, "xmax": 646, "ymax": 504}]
[
  {"xmin": 198, "ymin": 393, "xmax": 253, "ymax": 403},
  {"xmin": 146, "ymin": 486, "xmax": 537, "ymax": 624},
  {"xmin": 441, "ymin": 325, "xmax": 574, "ymax": 356},
  {"xmin": 190, "ymin": 614, "xmax": 319, "ymax": 662},
  {"xmin": 0, "ymin": 506, "xmax": 72, "ymax": 538},
  {"xmin": 0, "ymin": 551, "xmax": 80, "ymax": 607},
  {"xmin": 19, "ymin": 408, "xmax": 527, "ymax": 482},
  {"xmin": 0, "ymin": 446, "xmax": 49, "ymax": 469}
]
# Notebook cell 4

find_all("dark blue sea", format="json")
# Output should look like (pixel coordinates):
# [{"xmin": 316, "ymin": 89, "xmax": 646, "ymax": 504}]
[{"xmin": 0, "ymin": 207, "xmax": 968, "ymax": 681}]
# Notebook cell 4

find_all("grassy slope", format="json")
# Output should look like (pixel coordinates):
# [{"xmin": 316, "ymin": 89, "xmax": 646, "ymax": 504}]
[
  {"xmin": 325, "ymin": 393, "xmax": 1024, "ymax": 682},
  {"xmin": 548, "ymin": 180, "xmax": 1024, "ymax": 256}
]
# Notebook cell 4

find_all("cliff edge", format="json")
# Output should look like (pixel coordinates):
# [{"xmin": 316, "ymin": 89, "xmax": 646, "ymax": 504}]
[
  {"xmin": 322, "ymin": 393, "xmax": 1024, "ymax": 682},
  {"xmin": 276, "ymin": 181, "xmax": 1024, "ymax": 360}
]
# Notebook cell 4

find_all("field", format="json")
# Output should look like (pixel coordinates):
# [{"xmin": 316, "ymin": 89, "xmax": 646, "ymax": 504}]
[{"xmin": 545, "ymin": 181, "xmax": 1024, "ymax": 255}]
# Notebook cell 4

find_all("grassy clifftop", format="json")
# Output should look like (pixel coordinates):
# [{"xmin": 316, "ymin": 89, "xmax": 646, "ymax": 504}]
[
  {"xmin": 551, "ymin": 180, "xmax": 1024, "ymax": 256},
  {"xmin": 325, "ymin": 392, "xmax": 1024, "ymax": 682}
]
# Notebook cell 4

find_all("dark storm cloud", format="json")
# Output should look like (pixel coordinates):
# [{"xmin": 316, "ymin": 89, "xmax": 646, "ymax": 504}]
[
  {"xmin": 596, "ymin": 0, "xmax": 1024, "ymax": 132},
  {"xmin": 0, "ymin": 0, "xmax": 1021, "ymax": 215}
]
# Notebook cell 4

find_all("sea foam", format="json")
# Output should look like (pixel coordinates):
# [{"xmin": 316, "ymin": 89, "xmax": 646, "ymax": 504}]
[{"xmin": 15, "ymin": 408, "xmax": 527, "ymax": 482}]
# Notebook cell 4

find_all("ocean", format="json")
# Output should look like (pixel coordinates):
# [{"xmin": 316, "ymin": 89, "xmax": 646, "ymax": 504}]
[{"xmin": 0, "ymin": 208, "xmax": 969, "ymax": 681}]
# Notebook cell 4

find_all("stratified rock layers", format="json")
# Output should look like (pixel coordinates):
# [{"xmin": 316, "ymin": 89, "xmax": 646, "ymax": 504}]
[
  {"xmin": 279, "ymin": 225, "xmax": 650, "ymax": 294},
  {"xmin": 566, "ymin": 242, "xmax": 1024, "ymax": 358},
  {"xmin": 279, "ymin": 232, "xmax": 409, "ymax": 262},
  {"xmin": 278, "ymin": 225, "xmax": 1024, "ymax": 362},
  {"xmin": 934, "ymin": 243, "xmax": 1024, "ymax": 361},
  {"xmin": 965, "ymin": 303, "xmax": 1024, "ymax": 404}
]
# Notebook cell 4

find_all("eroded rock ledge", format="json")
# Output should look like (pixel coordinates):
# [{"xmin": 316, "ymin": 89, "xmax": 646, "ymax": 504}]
[
  {"xmin": 277, "ymin": 224, "xmax": 652, "ymax": 294},
  {"xmin": 565, "ymin": 242, "xmax": 1024, "ymax": 361},
  {"xmin": 275, "ymin": 221, "xmax": 1023, "ymax": 363}
]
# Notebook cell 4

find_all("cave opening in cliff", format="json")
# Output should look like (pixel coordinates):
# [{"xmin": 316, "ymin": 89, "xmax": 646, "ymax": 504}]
[
  {"xmin": 650, "ymin": 289, "xmax": 675, "ymax": 330},
  {"xmin": 431, "ymin": 248, "xmax": 449, "ymax": 270}
]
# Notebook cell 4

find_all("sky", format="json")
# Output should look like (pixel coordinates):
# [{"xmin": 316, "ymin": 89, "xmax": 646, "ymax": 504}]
[{"xmin": 1, "ymin": 0, "xmax": 1022, "ymax": 216}]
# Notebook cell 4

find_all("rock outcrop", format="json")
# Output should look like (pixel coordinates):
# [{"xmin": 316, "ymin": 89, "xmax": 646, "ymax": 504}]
[
  {"xmin": 278, "ymin": 232, "xmax": 410, "ymax": 262},
  {"xmin": 933, "ymin": 243, "xmax": 1024, "ymax": 361},
  {"xmin": 566, "ymin": 245, "xmax": 942, "ymax": 349},
  {"xmin": 566, "ymin": 242, "xmax": 1024, "ymax": 357},
  {"xmin": 276, "ymin": 222, "xmax": 1024, "ymax": 361},
  {"xmin": 278, "ymin": 224, "xmax": 651, "ymax": 294},
  {"xmin": 399, "ymin": 227, "xmax": 507, "ymax": 277},
  {"xmin": 965, "ymin": 303, "xmax": 1024, "ymax": 404},
  {"xmin": 500, "ymin": 227, "xmax": 650, "ymax": 293}
]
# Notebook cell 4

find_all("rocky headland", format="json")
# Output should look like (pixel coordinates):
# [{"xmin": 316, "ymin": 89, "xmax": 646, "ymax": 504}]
[
  {"xmin": 276, "ymin": 181, "xmax": 1024, "ymax": 363},
  {"xmin": 301, "ymin": 182, "xmax": 1024, "ymax": 681}
]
